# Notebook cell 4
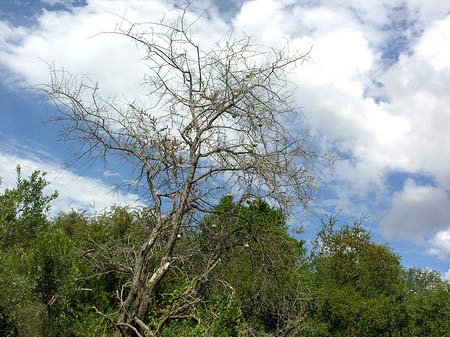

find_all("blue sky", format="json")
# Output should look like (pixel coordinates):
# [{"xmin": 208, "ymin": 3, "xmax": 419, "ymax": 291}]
[{"xmin": 1, "ymin": 0, "xmax": 450, "ymax": 279}]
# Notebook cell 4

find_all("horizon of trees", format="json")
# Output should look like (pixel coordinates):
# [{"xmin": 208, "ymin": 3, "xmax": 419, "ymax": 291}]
[{"xmin": 1, "ymin": 167, "xmax": 449, "ymax": 336}]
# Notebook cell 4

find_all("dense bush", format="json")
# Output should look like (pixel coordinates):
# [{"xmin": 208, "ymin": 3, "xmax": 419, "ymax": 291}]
[{"xmin": 1, "ymin": 170, "xmax": 449, "ymax": 336}]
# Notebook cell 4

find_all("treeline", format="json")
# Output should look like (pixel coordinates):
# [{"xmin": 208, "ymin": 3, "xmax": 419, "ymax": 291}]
[{"xmin": 1, "ymin": 168, "xmax": 449, "ymax": 336}]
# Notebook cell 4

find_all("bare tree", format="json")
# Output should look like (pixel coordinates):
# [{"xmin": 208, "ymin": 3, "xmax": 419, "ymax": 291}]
[{"xmin": 41, "ymin": 7, "xmax": 326, "ymax": 336}]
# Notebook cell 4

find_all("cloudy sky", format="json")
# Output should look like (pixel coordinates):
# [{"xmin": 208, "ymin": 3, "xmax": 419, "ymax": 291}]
[{"xmin": 1, "ymin": 0, "xmax": 450, "ymax": 278}]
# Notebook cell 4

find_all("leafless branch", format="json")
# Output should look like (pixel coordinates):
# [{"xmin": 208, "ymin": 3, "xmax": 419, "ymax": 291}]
[{"xmin": 39, "ymin": 5, "xmax": 328, "ymax": 336}]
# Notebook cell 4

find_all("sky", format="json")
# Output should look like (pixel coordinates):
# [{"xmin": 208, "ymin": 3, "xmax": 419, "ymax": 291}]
[{"xmin": 0, "ymin": 0, "xmax": 449, "ymax": 279}]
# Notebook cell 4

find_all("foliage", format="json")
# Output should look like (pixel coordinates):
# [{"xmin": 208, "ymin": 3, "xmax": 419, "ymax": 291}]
[
  {"xmin": 201, "ymin": 197, "xmax": 308, "ymax": 332},
  {"xmin": 0, "ymin": 306, "xmax": 18, "ymax": 337},
  {"xmin": 307, "ymin": 217, "xmax": 406, "ymax": 337},
  {"xmin": 0, "ymin": 167, "xmax": 58, "ymax": 336},
  {"xmin": 1, "ymin": 171, "xmax": 450, "ymax": 336},
  {"xmin": 0, "ymin": 165, "xmax": 57, "ymax": 247},
  {"xmin": 31, "ymin": 229, "xmax": 80, "ymax": 336},
  {"xmin": 402, "ymin": 268, "xmax": 450, "ymax": 337}
]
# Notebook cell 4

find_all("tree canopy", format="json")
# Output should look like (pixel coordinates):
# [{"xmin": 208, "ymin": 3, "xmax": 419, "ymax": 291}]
[{"xmin": 1, "ymin": 169, "xmax": 449, "ymax": 336}]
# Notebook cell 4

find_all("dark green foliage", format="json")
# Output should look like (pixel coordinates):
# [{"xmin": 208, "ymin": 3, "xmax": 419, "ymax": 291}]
[
  {"xmin": 312, "ymin": 217, "xmax": 404, "ymax": 297},
  {"xmin": 402, "ymin": 268, "xmax": 450, "ymax": 337},
  {"xmin": 307, "ymin": 217, "xmax": 406, "ymax": 337},
  {"xmin": 205, "ymin": 198, "xmax": 307, "ymax": 331},
  {"xmin": 151, "ymin": 197, "xmax": 310, "ymax": 336},
  {"xmin": 31, "ymin": 229, "xmax": 80, "ymax": 336},
  {"xmin": 0, "ymin": 169, "xmax": 105, "ymax": 336},
  {"xmin": 1, "ymin": 170, "xmax": 450, "ymax": 336},
  {"xmin": 157, "ymin": 293, "xmax": 247, "ymax": 337},
  {"xmin": 0, "ymin": 306, "xmax": 18, "ymax": 337},
  {"xmin": 0, "ymin": 167, "xmax": 58, "ymax": 336}
]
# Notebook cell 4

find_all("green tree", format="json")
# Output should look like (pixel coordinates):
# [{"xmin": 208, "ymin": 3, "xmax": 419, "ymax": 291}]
[
  {"xmin": 150, "ymin": 197, "xmax": 310, "ymax": 336},
  {"xmin": 0, "ymin": 165, "xmax": 57, "ymax": 248},
  {"xmin": 307, "ymin": 217, "xmax": 405, "ymax": 337},
  {"xmin": 0, "ymin": 249, "xmax": 33, "ymax": 336},
  {"xmin": 0, "ymin": 168, "xmax": 57, "ymax": 336},
  {"xmin": 205, "ymin": 198, "xmax": 308, "ymax": 333},
  {"xmin": 52, "ymin": 208, "xmax": 148, "ymax": 336},
  {"xmin": 402, "ymin": 268, "xmax": 450, "ymax": 337},
  {"xmin": 31, "ymin": 229, "xmax": 80, "ymax": 336}
]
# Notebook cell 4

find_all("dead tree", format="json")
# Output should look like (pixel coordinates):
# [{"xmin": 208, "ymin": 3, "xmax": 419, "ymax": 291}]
[{"xmin": 41, "ymin": 7, "xmax": 325, "ymax": 337}]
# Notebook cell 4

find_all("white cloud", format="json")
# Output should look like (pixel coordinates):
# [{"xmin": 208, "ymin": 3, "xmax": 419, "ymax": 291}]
[
  {"xmin": 1, "ymin": 0, "xmax": 450, "ymax": 244},
  {"xmin": 0, "ymin": 3, "xmax": 149, "ymax": 98},
  {"xmin": 442, "ymin": 268, "xmax": 450, "ymax": 282},
  {"xmin": 416, "ymin": 16, "xmax": 450, "ymax": 72},
  {"xmin": 103, "ymin": 170, "xmax": 121, "ymax": 178},
  {"xmin": 376, "ymin": 15, "xmax": 450, "ymax": 190},
  {"xmin": 408, "ymin": 0, "xmax": 450, "ymax": 25},
  {"xmin": 41, "ymin": 0, "xmax": 79, "ymax": 6},
  {"xmin": 428, "ymin": 228, "xmax": 450, "ymax": 259},
  {"xmin": 0, "ymin": 149, "xmax": 142, "ymax": 215},
  {"xmin": 380, "ymin": 179, "xmax": 450, "ymax": 242}
]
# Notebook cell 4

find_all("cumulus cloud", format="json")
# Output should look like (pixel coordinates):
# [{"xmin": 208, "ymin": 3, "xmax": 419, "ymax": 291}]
[
  {"xmin": 0, "ymin": 0, "xmax": 229, "ymax": 96},
  {"xmin": 0, "ymin": 2, "xmax": 150, "ymax": 98},
  {"xmin": 0, "ymin": 148, "xmax": 142, "ymax": 215},
  {"xmin": 443, "ymin": 268, "xmax": 450, "ymax": 282},
  {"xmin": 1, "ymin": 0, "xmax": 450, "ymax": 246},
  {"xmin": 428, "ymin": 229, "xmax": 450, "ymax": 259},
  {"xmin": 377, "ymin": 15, "xmax": 450, "ymax": 190},
  {"xmin": 380, "ymin": 179, "xmax": 450, "ymax": 242}
]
